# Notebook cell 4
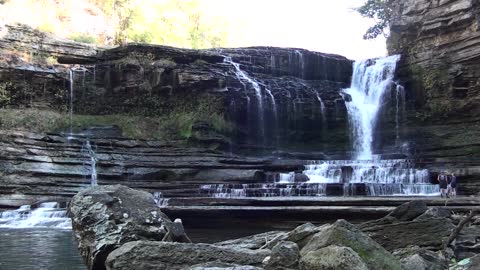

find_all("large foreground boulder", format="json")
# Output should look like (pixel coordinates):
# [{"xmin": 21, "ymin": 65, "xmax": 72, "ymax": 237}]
[
  {"xmin": 104, "ymin": 241, "xmax": 270, "ymax": 270},
  {"xmin": 360, "ymin": 201, "xmax": 455, "ymax": 251},
  {"xmin": 68, "ymin": 185, "xmax": 174, "ymax": 270},
  {"xmin": 300, "ymin": 220, "xmax": 401, "ymax": 270}
]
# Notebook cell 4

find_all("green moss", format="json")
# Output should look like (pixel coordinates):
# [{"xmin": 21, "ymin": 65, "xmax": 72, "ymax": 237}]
[
  {"xmin": 409, "ymin": 64, "xmax": 453, "ymax": 121},
  {"xmin": 0, "ymin": 107, "xmax": 233, "ymax": 140}
]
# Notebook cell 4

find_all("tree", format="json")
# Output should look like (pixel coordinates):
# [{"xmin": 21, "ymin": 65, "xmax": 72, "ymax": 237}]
[{"xmin": 356, "ymin": 0, "xmax": 393, "ymax": 40}]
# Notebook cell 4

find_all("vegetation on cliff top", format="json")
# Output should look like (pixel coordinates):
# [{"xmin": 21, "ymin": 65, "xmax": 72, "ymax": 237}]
[
  {"xmin": 0, "ymin": 0, "xmax": 228, "ymax": 48},
  {"xmin": 356, "ymin": 0, "xmax": 393, "ymax": 40}
]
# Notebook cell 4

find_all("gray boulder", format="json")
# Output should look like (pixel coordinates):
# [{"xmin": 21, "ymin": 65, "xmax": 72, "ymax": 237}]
[
  {"xmin": 264, "ymin": 241, "xmax": 299, "ymax": 270},
  {"xmin": 105, "ymin": 241, "xmax": 270, "ymax": 270},
  {"xmin": 299, "ymin": 245, "xmax": 368, "ymax": 270},
  {"xmin": 389, "ymin": 200, "xmax": 428, "ymax": 221},
  {"xmin": 300, "ymin": 219, "xmax": 401, "ymax": 270},
  {"xmin": 185, "ymin": 262, "xmax": 264, "ymax": 270},
  {"xmin": 68, "ymin": 185, "xmax": 173, "ymax": 270},
  {"xmin": 393, "ymin": 246, "xmax": 447, "ymax": 270},
  {"xmin": 215, "ymin": 231, "xmax": 287, "ymax": 250}
]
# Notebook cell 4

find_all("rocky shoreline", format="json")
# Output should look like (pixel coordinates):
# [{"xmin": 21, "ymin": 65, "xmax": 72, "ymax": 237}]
[{"xmin": 68, "ymin": 185, "xmax": 480, "ymax": 270}]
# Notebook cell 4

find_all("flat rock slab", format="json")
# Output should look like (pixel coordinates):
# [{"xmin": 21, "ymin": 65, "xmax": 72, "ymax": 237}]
[{"xmin": 105, "ymin": 241, "xmax": 270, "ymax": 270}]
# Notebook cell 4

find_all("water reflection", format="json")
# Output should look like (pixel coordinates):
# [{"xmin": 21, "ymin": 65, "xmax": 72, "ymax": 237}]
[{"xmin": 0, "ymin": 229, "xmax": 85, "ymax": 270}]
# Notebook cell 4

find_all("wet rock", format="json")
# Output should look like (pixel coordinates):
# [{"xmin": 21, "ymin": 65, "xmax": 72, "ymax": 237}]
[
  {"xmin": 299, "ymin": 245, "xmax": 368, "ymax": 270},
  {"xmin": 104, "ymin": 241, "xmax": 270, "ymax": 270},
  {"xmin": 264, "ymin": 241, "xmax": 299, "ymax": 270},
  {"xmin": 300, "ymin": 220, "xmax": 401, "ymax": 270},
  {"xmin": 68, "ymin": 185, "xmax": 173, "ymax": 270}
]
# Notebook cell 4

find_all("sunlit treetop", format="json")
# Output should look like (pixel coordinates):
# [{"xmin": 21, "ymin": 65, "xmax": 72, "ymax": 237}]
[{"xmin": 356, "ymin": 0, "xmax": 393, "ymax": 40}]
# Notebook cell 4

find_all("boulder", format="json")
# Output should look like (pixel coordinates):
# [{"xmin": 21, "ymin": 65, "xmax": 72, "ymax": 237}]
[
  {"xmin": 68, "ymin": 185, "xmax": 175, "ymax": 270},
  {"xmin": 299, "ymin": 245, "xmax": 368, "ymax": 270},
  {"xmin": 104, "ymin": 241, "xmax": 270, "ymax": 270},
  {"xmin": 264, "ymin": 241, "xmax": 299, "ymax": 270},
  {"xmin": 300, "ymin": 219, "xmax": 401, "ymax": 270},
  {"xmin": 215, "ymin": 231, "xmax": 287, "ymax": 250},
  {"xmin": 360, "ymin": 216, "xmax": 455, "ymax": 251},
  {"xmin": 393, "ymin": 246, "xmax": 447, "ymax": 270},
  {"xmin": 388, "ymin": 200, "xmax": 427, "ymax": 221},
  {"xmin": 185, "ymin": 262, "xmax": 263, "ymax": 270}
]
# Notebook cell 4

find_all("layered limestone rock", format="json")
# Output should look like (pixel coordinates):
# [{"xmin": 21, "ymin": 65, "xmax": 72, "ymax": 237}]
[
  {"xmin": 387, "ymin": 0, "xmax": 480, "ymax": 194},
  {"xmin": 0, "ymin": 130, "xmax": 292, "ymax": 208},
  {"xmin": 0, "ymin": 24, "xmax": 353, "ymax": 153}
]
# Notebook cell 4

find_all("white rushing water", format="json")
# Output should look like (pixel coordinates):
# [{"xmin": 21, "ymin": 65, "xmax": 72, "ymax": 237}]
[
  {"xmin": 68, "ymin": 69, "xmax": 74, "ymax": 132},
  {"xmin": 343, "ymin": 55, "xmax": 401, "ymax": 160},
  {"xmin": 201, "ymin": 55, "xmax": 439, "ymax": 198},
  {"xmin": 223, "ymin": 56, "xmax": 265, "ymax": 140},
  {"xmin": 0, "ymin": 202, "xmax": 71, "ymax": 229},
  {"xmin": 84, "ymin": 140, "xmax": 98, "ymax": 186}
]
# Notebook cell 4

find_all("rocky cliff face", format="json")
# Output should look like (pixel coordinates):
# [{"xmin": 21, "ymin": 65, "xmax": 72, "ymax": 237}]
[
  {"xmin": 387, "ymin": 0, "xmax": 480, "ymax": 193},
  {"xmin": 0, "ymin": 24, "xmax": 353, "ymax": 154}
]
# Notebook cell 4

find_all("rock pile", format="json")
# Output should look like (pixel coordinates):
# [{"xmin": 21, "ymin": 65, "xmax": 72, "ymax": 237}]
[{"xmin": 68, "ymin": 185, "xmax": 480, "ymax": 270}]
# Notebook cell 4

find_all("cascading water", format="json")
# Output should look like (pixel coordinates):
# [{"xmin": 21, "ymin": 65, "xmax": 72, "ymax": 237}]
[
  {"xmin": 202, "ymin": 55, "xmax": 439, "ymax": 198},
  {"xmin": 68, "ymin": 69, "xmax": 74, "ymax": 132},
  {"xmin": 343, "ymin": 55, "xmax": 400, "ymax": 160},
  {"xmin": 153, "ymin": 192, "xmax": 170, "ymax": 207},
  {"xmin": 84, "ymin": 140, "xmax": 98, "ymax": 186},
  {"xmin": 0, "ymin": 202, "xmax": 71, "ymax": 229},
  {"xmin": 224, "ymin": 56, "xmax": 265, "ymax": 140}
]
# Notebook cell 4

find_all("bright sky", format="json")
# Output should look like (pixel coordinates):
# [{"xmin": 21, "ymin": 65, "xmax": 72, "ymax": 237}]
[{"xmin": 200, "ymin": 0, "xmax": 387, "ymax": 60}]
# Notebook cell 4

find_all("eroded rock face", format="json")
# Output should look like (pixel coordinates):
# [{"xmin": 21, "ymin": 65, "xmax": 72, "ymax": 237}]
[
  {"xmin": 68, "ymin": 185, "xmax": 172, "ymax": 270},
  {"xmin": 104, "ymin": 241, "xmax": 270, "ymax": 270},
  {"xmin": 386, "ymin": 0, "xmax": 480, "ymax": 194}
]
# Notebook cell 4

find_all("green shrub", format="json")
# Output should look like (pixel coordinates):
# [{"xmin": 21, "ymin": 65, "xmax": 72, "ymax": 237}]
[{"xmin": 69, "ymin": 33, "xmax": 97, "ymax": 44}]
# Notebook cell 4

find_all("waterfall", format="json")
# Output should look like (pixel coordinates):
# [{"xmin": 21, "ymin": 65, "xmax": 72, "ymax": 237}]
[
  {"xmin": 0, "ymin": 202, "xmax": 71, "ymax": 229},
  {"xmin": 224, "ymin": 56, "xmax": 265, "ymax": 141},
  {"xmin": 395, "ymin": 84, "xmax": 406, "ymax": 144},
  {"xmin": 343, "ymin": 55, "xmax": 401, "ymax": 160},
  {"xmin": 295, "ymin": 50, "xmax": 306, "ymax": 79},
  {"xmin": 68, "ymin": 69, "xmax": 74, "ymax": 132},
  {"xmin": 84, "ymin": 140, "xmax": 98, "ymax": 186},
  {"xmin": 153, "ymin": 192, "xmax": 170, "ymax": 207}
]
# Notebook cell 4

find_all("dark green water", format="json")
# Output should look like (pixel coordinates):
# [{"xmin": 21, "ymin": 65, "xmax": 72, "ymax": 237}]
[{"xmin": 0, "ymin": 229, "xmax": 85, "ymax": 270}]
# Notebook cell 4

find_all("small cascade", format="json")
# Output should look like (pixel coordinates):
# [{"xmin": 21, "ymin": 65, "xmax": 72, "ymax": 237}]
[
  {"xmin": 84, "ymin": 140, "xmax": 98, "ymax": 186},
  {"xmin": 343, "ymin": 55, "xmax": 401, "ymax": 160},
  {"xmin": 295, "ymin": 50, "xmax": 306, "ymax": 79},
  {"xmin": 395, "ymin": 84, "xmax": 406, "ymax": 144},
  {"xmin": 153, "ymin": 192, "xmax": 170, "ymax": 207},
  {"xmin": 224, "ymin": 56, "xmax": 265, "ymax": 140},
  {"xmin": 0, "ymin": 202, "xmax": 71, "ymax": 229},
  {"xmin": 201, "ymin": 159, "xmax": 439, "ymax": 198},
  {"xmin": 314, "ymin": 91, "xmax": 327, "ymax": 123},
  {"xmin": 68, "ymin": 69, "xmax": 74, "ymax": 132}
]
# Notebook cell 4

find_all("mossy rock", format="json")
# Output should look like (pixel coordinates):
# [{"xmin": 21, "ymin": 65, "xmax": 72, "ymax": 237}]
[{"xmin": 300, "ymin": 219, "xmax": 401, "ymax": 270}]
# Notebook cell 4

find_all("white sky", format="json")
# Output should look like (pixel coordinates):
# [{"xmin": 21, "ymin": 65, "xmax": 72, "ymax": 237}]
[{"xmin": 201, "ymin": 0, "xmax": 387, "ymax": 60}]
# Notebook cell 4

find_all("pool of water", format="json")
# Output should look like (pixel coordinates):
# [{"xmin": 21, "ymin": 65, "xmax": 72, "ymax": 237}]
[{"xmin": 0, "ymin": 228, "xmax": 85, "ymax": 270}]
